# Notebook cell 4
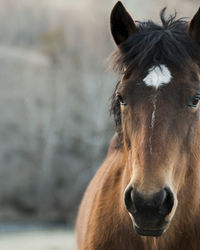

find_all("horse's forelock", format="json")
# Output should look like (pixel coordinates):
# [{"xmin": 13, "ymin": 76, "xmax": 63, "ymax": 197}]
[{"xmin": 110, "ymin": 9, "xmax": 199, "ymax": 77}]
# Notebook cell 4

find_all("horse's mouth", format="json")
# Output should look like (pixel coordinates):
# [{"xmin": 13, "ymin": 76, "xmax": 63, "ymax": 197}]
[{"xmin": 135, "ymin": 226, "xmax": 164, "ymax": 237}]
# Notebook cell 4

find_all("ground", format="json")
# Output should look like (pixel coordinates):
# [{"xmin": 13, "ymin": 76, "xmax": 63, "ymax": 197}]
[{"xmin": 0, "ymin": 229, "xmax": 76, "ymax": 250}]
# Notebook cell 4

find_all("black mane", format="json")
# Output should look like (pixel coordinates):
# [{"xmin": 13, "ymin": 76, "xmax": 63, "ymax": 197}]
[
  {"xmin": 110, "ymin": 9, "xmax": 199, "ymax": 148},
  {"xmin": 112, "ymin": 9, "xmax": 198, "ymax": 76}
]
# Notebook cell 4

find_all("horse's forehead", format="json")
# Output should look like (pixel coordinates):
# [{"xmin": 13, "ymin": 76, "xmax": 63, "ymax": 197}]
[
  {"xmin": 143, "ymin": 64, "xmax": 172, "ymax": 89},
  {"xmin": 122, "ymin": 63, "xmax": 199, "ymax": 95}
]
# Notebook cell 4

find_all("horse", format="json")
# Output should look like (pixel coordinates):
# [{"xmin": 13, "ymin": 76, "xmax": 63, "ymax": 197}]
[{"xmin": 76, "ymin": 2, "xmax": 200, "ymax": 249}]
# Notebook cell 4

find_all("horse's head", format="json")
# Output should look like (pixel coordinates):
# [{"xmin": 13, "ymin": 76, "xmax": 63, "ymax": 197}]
[{"xmin": 110, "ymin": 2, "xmax": 200, "ymax": 237}]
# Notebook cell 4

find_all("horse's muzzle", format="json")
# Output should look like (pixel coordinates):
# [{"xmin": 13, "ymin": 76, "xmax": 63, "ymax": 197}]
[
  {"xmin": 135, "ymin": 226, "xmax": 164, "ymax": 237},
  {"xmin": 124, "ymin": 185, "xmax": 174, "ymax": 236}
]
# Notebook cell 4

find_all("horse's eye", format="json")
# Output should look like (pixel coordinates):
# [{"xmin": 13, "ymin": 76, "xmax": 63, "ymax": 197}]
[
  {"xmin": 187, "ymin": 95, "xmax": 200, "ymax": 108},
  {"xmin": 116, "ymin": 93, "xmax": 127, "ymax": 106}
]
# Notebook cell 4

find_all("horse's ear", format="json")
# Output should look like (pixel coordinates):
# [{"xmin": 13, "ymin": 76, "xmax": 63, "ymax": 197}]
[
  {"xmin": 110, "ymin": 1, "xmax": 138, "ymax": 46},
  {"xmin": 189, "ymin": 8, "xmax": 200, "ymax": 44}
]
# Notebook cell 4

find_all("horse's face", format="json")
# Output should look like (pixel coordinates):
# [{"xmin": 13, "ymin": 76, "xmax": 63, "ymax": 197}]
[
  {"xmin": 117, "ymin": 65, "xmax": 200, "ymax": 236},
  {"xmin": 110, "ymin": 2, "xmax": 200, "ymax": 237}
]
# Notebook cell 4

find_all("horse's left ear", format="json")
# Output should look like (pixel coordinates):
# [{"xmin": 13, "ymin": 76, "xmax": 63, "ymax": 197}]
[
  {"xmin": 110, "ymin": 1, "xmax": 138, "ymax": 46},
  {"xmin": 189, "ymin": 8, "xmax": 200, "ymax": 44}
]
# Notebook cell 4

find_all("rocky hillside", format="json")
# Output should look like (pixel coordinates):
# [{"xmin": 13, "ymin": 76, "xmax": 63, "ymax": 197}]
[{"xmin": 0, "ymin": 0, "xmax": 198, "ymax": 224}]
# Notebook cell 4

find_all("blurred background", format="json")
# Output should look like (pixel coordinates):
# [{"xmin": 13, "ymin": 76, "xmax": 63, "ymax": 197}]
[{"xmin": 0, "ymin": 0, "xmax": 198, "ymax": 249}]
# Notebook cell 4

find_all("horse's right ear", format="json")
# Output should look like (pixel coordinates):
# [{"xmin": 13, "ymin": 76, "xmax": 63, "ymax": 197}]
[
  {"xmin": 189, "ymin": 8, "xmax": 200, "ymax": 45},
  {"xmin": 110, "ymin": 1, "xmax": 138, "ymax": 46}
]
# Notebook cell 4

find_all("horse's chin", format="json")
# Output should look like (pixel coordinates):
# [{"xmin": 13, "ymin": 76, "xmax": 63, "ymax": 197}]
[
  {"xmin": 134, "ymin": 226, "xmax": 165, "ymax": 237},
  {"xmin": 128, "ymin": 211, "xmax": 172, "ymax": 237}
]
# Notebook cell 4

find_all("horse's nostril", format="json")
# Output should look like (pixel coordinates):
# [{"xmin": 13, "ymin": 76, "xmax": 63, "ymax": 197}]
[
  {"xmin": 159, "ymin": 187, "xmax": 174, "ymax": 216},
  {"xmin": 124, "ymin": 185, "xmax": 136, "ymax": 214},
  {"xmin": 124, "ymin": 186, "xmax": 174, "ymax": 218}
]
